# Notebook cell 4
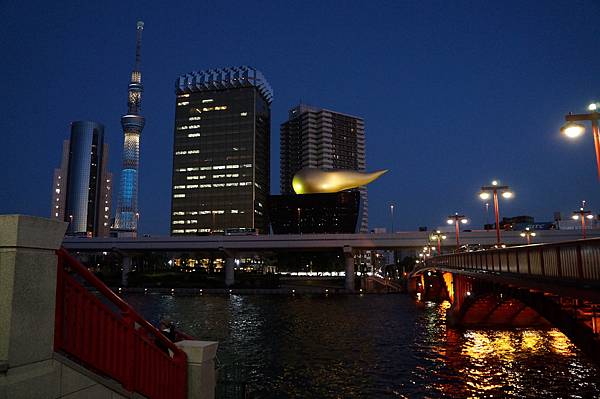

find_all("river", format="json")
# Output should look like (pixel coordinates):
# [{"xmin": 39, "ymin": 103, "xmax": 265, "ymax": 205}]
[{"xmin": 124, "ymin": 293, "xmax": 600, "ymax": 398}]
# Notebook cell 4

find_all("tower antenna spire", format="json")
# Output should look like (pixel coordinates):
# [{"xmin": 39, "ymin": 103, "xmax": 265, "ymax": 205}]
[{"xmin": 134, "ymin": 21, "xmax": 144, "ymax": 71}]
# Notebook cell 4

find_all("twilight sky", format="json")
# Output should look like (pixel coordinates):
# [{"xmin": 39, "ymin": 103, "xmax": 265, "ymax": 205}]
[{"xmin": 2, "ymin": 0, "xmax": 600, "ymax": 234}]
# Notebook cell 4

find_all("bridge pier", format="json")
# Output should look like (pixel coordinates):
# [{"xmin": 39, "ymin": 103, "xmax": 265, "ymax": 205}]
[
  {"xmin": 343, "ymin": 246, "xmax": 355, "ymax": 292},
  {"xmin": 121, "ymin": 255, "xmax": 132, "ymax": 287},
  {"xmin": 225, "ymin": 257, "xmax": 235, "ymax": 287}
]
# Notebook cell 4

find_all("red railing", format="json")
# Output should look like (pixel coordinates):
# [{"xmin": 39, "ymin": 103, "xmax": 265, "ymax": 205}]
[{"xmin": 54, "ymin": 248, "xmax": 187, "ymax": 399}]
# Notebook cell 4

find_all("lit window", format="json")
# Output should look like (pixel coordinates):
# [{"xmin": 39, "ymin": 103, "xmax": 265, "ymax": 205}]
[
  {"xmin": 175, "ymin": 151, "xmax": 187, "ymax": 155},
  {"xmin": 188, "ymin": 150, "xmax": 200, "ymax": 154},
  {"xmin": 176, "ymin": 126, "xmax": 188, "ymax": 130},
  {"xmin": 173, "ymin": 211, "xmax": 185, "ymax": 216},
  {"xmin": 177, "ymin": 101, "xmax": 189, "ymax": 106},
  {"xmin": 226, "ymin": 173, "xmax": 239, "ymax": 178},
  {"xmin": 231, "ymin": 210, "xmax": 239, "ymax": 213},
  {"xmin": 185, "ymin": 229, "xmax": 197, "ymax": 233},
  {"xmin": 199, "ymin": 175, "xmax": 207, "ymax": 179},
  {"xmin": 202, "ymin": 107, "xmax": 214, "ymax": 112},
  {"xmin": 173, "ymin": 229, "xmax": 184, "ymax": 233},
  {"xmin": 212, "ymin": 210, "xmax": 225, "ymax": 214},
  {"xmin": 213, "ymin": 174, "xmax": 225, "ymax": 178},
  {"xmin": 200, "ymin": 184, "xmax": 212, "ymax": 188},
  {"xmin": 240, "ymin": 112, "xmax": 248, "ymax": 117},
  {"xmin": 55, "ymin": 188, "xmax": 60, "ymax": 194},
  {"xmin": 186, "ymin": 220, "xmax": 197, "ymax": 224},
  {"xmin": 104, "ymin": 206, "xmax": 109, "ymax": 212},
  {"xmin": 213, "ymin": 183, "xmax": 225, "ymax": 187},
  {"xmin": 173, "ymin": 220, "xmax": 185, "ymax": 224},
  {"xmin": 202, "ymin": 99, "xmax": 214, "ymax": 103},
  {"xmin": 186, "ymin": 184, "xmax": 198, "ymax": 188},
  {"xmin": 199, "ymin": 211, "xmax": 211, "ymax": 215},
  {"xmin": 55, "ymin": 212, "xmax": 59, "ymax": 217},
  {"xmin": 173, "ymin": 194, "xmax": 186, "ymax": 198},
  {"xmin": 177, "ymin": 93, "xmax": 190, "ymax": 98},
  {"xmin": 187, "ymin": 176, "xmax": 199, "ymax": 180},
  {"xmin": 200, "ymin": 166, "xmax": 212, "ymax": 170},
  {"xmin": 188, "ymin": 133, "xmax": 201, "ymax": 138},
  {"xmin": 188, "ymin": 125, "xmax": 201, "ymax": 129},
  {"xmin": 199, "ymin": 228, "xmax": 211, "ymax": 232},
  {"xmin": 213, "ymin": 165, "xmax": 225, "ymax": 170},
  {"xmin": 243, "ymin": 164, "xmax": 252, "ymax": 168},
  {"xmin": 189, "ymin": 116, "xmax": 201, "ymax": 121},
  {"xmin": 226, "ymin": 164, "xmax": 239, "ymax": 169},
  {"xmin": 188, "ymin": 211, "xmax": 198, "ymax": 215},
  {"xmin": 174, "ymin": 185, "xmax": 186, "ymax": 189},
  {"xmin": 187, "ymin": 167, "xmax": 199, "ymax": 171},
  {"xmin": 226, "ymin": 183, "xmax": 239, "ymax": 187}
]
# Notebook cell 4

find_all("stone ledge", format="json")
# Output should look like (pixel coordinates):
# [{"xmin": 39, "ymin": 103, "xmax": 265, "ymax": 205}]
[{"xmin": 0, "ymin": 215, "xmax": 67, "ymax": 250}]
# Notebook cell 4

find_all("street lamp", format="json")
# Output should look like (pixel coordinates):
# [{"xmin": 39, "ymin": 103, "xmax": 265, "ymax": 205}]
[
  {"xmin": 520, "ymin": 227, "xmax": 536, "ymax": 245},
  {"xmin": 446, "ymin": 213, "xmax": 468, "ymax": 250},
  {"xmin": 430, "ymin": 230, "xmax": 447, "ymax": 254},
  {"xmin": 561, "ymin": 103, "xmax": 600, "ymax": 180},
  {"xmin": 572, "ymin": 201, "xmax": 595, "ymax": 239},
  {"xmin": 390, "ymin": 204, "xmax": 395, "ymax": 233},
  {"xmin": 479, "ymin": 180, "xmax": 513, "ymax": 246}
]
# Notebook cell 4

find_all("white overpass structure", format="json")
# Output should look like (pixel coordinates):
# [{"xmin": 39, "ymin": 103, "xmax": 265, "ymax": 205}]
[
  {"xmin": 63, "ymin": 229, "xmax": 598, "ymax": 253},
  {"xmin": 63, "ymin": 229, "xmax": 599, "ymax": 291}
]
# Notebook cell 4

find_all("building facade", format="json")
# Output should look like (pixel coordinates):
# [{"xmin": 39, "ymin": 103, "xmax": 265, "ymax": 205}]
[
  {"xmin": 51, "ymin": 121, "xmax": 112, "ymax": 237},
  {"xmin": 113, "ymin": 21, "xmax": 145, "ymax": 237},
  {"xmin": 269, "ymin": 191, "xmax": 362, "ymax": 234},
  {"xmin": 280, "ymin": 104, "xmax": 368, "ymax": 231},
  {"xmin": 170, "ymin": 66, "xmax": 272, "ymax": 235}
]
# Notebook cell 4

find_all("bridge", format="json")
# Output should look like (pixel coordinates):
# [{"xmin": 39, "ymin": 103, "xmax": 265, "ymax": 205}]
[
  {"xmin": 63, "ymin": 229, "xmax": 598, "ymax": 291},
  {"xmin": 411, "ymin": 238, "xmax": 600, "ymax": 363}
]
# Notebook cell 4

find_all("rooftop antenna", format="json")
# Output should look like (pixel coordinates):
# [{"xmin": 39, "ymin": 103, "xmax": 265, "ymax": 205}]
[{"xmin": 134, "ymin": 21, "xmax": 144, "ymax": 71}]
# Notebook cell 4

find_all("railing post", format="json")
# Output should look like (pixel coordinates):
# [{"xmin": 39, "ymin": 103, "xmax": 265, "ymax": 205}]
[
  {"xmin": 539, "ymin": 248, "xmax": 545, "ymax": 277},
  {"xmin": 527, "ymin": 248, "xmax": 531, "ymax": 275},
  {"xmin": 175, "ymin": 341, "xmax": 218, "ymax": 399},
  {"xmin": 576, "ymin": 245, "xmax": 584, "ymax": 280},
  {"xmin": 515, "ymin": 250, "xmax": 520, "ymax": 274},
  {"xmin": 556, "ymin": 247, "xmax": 562, "ymax": 278}
]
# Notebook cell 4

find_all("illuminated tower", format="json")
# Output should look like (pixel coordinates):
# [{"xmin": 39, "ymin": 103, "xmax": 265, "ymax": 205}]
[{"xmin": 113, "ymin": 21, "xmax": 145, "ymax": 237}]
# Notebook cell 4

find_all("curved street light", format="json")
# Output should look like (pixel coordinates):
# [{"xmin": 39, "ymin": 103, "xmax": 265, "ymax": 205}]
[
  {"xmin": 572, "ymin": 201, "xmax": 595, "ymax": 239},
  {"xmin": 519, "ymin": 227, "xmax": 536, "ymax": 245},
  {"xmin": 430, "ymin": 230, "xmax": 447, "ymax": 254},
  {"xmin": 562, "ymin": 103, "xmax": 600, "ymax": 180},
  {"xmin": 446, "ymin": 214, "xmax": 468, "ymax": 250},
  {"xmin": 479, "ymin": 180, "xmax": 513, "ymax": 246}
]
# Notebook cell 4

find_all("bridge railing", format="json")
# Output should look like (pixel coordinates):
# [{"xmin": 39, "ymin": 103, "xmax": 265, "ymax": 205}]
[
  {"xmin": 54, "ymin": 248, "xmax": 187, "ymax": 399},
  {"xmin": 424, "ymin": 238, "xmax": 600, "ymax": 282}
]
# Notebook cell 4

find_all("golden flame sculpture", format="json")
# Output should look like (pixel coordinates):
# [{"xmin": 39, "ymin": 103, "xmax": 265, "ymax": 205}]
[{"xmin": 292, "ymin": 168, "xmax": 388, "ymax": 194}]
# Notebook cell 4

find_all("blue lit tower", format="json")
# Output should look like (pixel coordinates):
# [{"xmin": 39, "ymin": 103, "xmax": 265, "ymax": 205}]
[{"xmin": 114, "ymin": 21, "xmax": 145, "ymax": 236}]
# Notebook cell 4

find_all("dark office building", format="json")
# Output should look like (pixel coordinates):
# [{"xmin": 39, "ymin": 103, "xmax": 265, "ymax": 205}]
[
  {"xmin": 269, "ymin": 191, "xmax": 362, "ymax": 234},
  {"xmin": 50, "ymin": 121, "xmax": 112, "ymax": 237},
  {"xmin": 171, "ymin": 66, "xmax": 272, "ymax": 235},
  {"xmin": 280, "ymin": 104, "xmax": 369, "ymax": 231}
]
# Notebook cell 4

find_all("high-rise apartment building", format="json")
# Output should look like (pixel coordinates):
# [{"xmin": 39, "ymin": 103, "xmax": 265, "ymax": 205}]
[
  {"xmin": 170, "ymin": 66, "xmax": 272, "ymax": 235},
  {"xmin": 51, "ymin": 121, "xmax": 112, "ymax": 237},
  {"xmin": 280, "ymin": 104, "xmax": 368, "ymax": 231},
  {"xmin": 113, "ymin": 21, "xmax": 145, "ymax": 237}
]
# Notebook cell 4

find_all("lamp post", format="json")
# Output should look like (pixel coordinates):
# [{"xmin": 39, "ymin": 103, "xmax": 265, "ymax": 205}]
[
  {"xmin": 479, "ymin": 181, "xmax": 513, "ymax": 246},
  {"xmin": 390, "ymin": 204, "xmax": 395, "ymax": 233},
  {"xmin": 520, "ymin": 227, "xmax": 536, "ymax": 245},
  {"xmin": 572, "ymin": 201, "xmax": 595, "ymax": 239},
  {"xmin": 430, "ymin": 230, "xmax": 447, "ymax": 254},
  {"xmin": 561, "ymin": 103, "xmax": 600, "ymax": 180},
  {"xmin": 446, "ymin": 213, "xmax": 468, "ymax": 250}
]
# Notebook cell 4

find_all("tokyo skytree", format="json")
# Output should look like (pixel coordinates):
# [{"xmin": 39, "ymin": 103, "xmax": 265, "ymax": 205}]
[{"xmin": 113, "ymin": 21, "xmax": 145, "ymax": 236}]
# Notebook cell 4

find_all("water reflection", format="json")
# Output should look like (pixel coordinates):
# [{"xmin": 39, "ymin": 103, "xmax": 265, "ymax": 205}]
[{"xmin": 124, "ymin": 294, "xmax": 600, "ymax": 398}]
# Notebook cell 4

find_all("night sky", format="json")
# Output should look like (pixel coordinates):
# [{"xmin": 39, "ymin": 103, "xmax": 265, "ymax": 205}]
[{"xmin": 2, "ymin": 0, "xmax": 600, "ymax": 235}]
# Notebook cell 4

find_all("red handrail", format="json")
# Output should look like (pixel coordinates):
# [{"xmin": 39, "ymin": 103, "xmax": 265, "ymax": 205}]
[{"xmin": 54, "ymin": 248, "xmax": 187, "ymax": 399}]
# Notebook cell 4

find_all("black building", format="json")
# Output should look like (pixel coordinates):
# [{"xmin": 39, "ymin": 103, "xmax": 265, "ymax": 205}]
[
  {"xmin": 171, "ymin": 67, "xmax": 272, "ymax": 235},
  {"xmin": 269, "ymin": 191, "xmax": 362, "ymax": 234}
]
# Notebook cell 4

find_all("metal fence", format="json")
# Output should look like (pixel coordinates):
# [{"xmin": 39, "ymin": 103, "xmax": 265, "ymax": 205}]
[{"xmin": 424, "ymin": 238, "xmax": 600, "ymax": 282}]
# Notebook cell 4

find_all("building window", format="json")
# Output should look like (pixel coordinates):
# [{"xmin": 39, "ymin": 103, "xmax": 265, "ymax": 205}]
[
  {"xmin": 173, "ymin": 194, "xmax": 186, "ymax": 198},
  {"xmin": 187, "ymin": 176, "xmax": 199, "ymax": 180},
  {"xmin": 240, "ymin": 112, "xmax": 248, "ymax": 117},
  {"xmin": 202, "ymin": 99, "xmax": 214, "ymax": 103},
  {"xmin": 188, "ymin": 133, "xmax": 201, "ymax": 138},
  {"xmin": 177, "ymin": 101, "xmax": 189, "ymax": 106}
]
